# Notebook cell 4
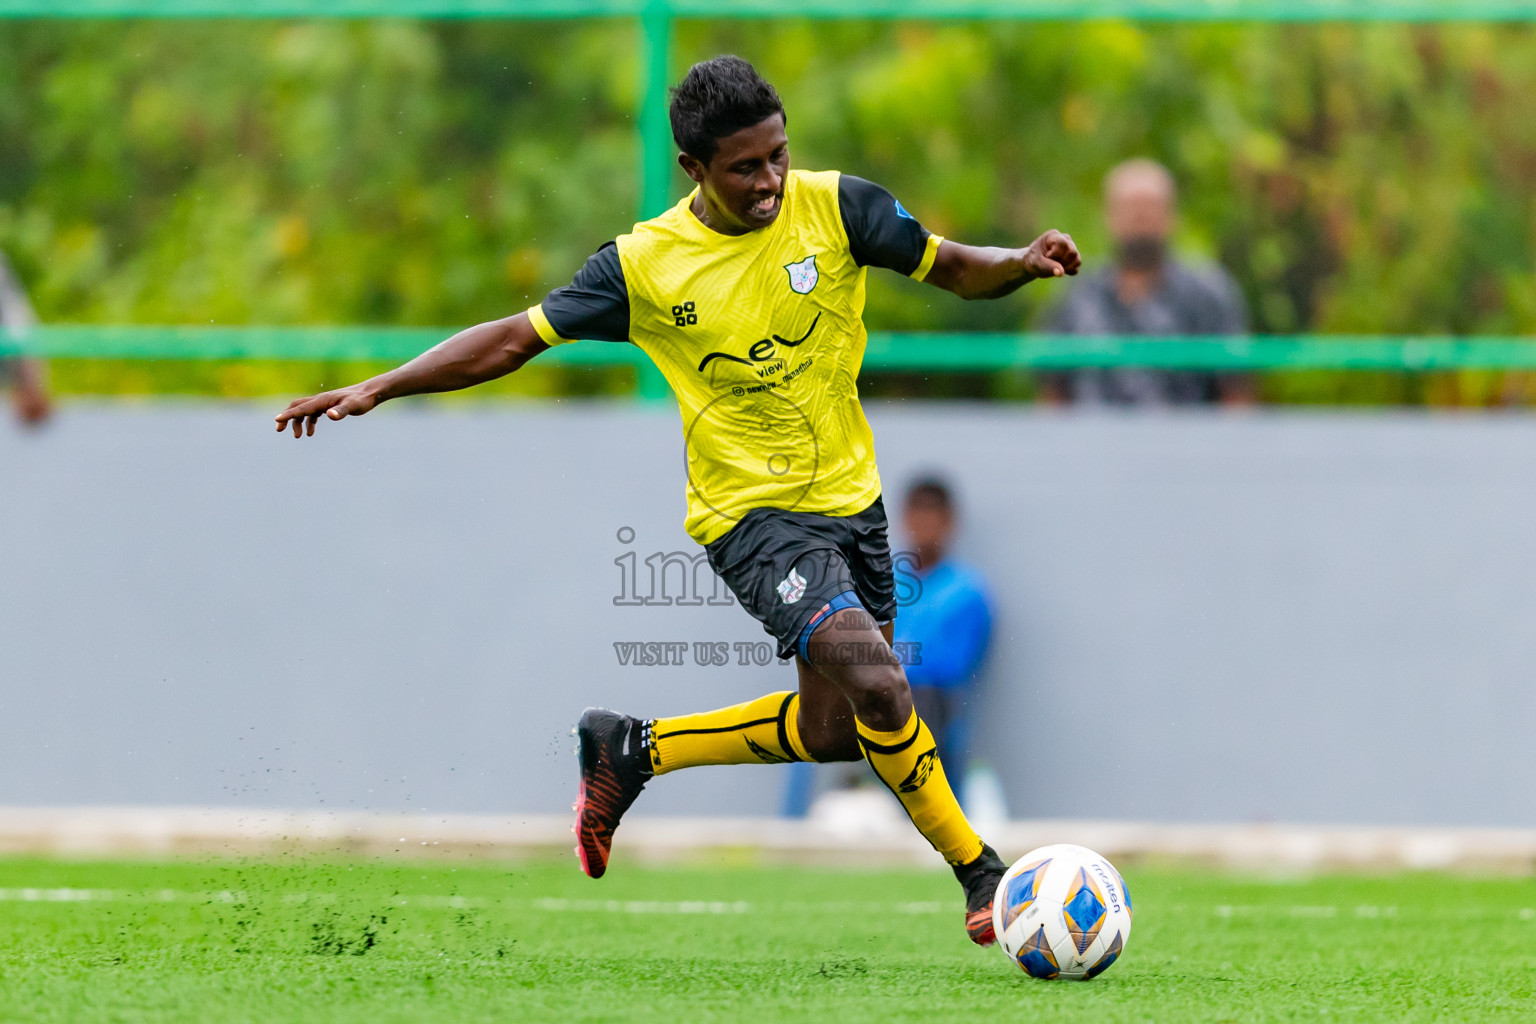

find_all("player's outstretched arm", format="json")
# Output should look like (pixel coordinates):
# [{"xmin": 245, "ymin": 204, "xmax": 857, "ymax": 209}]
[
  {"xmin": 924, "ymin": 230, "xmax": 1081, "ymax": 301},
  {"xmin": 274, "ymin": 312, "xmax": 548, "ymax": 438}
]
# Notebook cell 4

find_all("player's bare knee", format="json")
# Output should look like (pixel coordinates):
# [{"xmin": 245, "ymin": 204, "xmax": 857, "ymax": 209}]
[
  {"xmin": 845, "ymin": 665, "xmax": 910, "ymax": 722},
  {"xmin": 797, "ymin": 721, "xmax": 862, "ymax": 763}
]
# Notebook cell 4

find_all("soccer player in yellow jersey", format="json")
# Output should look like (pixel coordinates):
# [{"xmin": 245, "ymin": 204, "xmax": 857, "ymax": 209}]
[{"xmin": 275, "ymin": 55, "xmax": 1080, "ymax": 945}]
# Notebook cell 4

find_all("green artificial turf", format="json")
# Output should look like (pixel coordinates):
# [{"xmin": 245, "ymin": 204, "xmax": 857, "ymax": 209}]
[{"xmin": 0, "ymin": 854, "xmax": 1532, "ymax": 1023}]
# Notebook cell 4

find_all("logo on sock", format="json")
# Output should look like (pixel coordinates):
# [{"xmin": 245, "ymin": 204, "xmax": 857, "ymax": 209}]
[
  {"xmin": 776, "ymin": 566, "xmax": 808, "ymax": 604},
  {"xmin": 898, "ymin": 748, "xmax": 938, "ymax": 792},
  {"xmin": 745, "ymin": 735, "xmax": 795, "ymax": 764}
]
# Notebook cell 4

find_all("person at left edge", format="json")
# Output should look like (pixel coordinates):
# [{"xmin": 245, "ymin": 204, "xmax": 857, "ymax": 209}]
[
  {"xmin": 0, "ymin": 250, "xmax": 50, "ymax": 427},
  {"xmin": 273, "ymin": 55, "xmax": 1081, "ymax": 947}
]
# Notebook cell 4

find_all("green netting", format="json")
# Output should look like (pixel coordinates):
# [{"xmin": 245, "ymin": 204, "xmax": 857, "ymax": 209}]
[
  {"xmin": 17, "ymin": 326, "xmax": 1536, "ymax": 370},
  {"xmin": 2, "ymin": 1, "xmax": 1534, "ymax": 21},
  {"xmin": 3, "ymin": 0, "xmax": 1531, "ymax": 375}
]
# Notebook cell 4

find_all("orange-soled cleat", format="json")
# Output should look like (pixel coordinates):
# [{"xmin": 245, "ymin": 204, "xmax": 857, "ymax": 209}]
[
  {"xmin": 573, "ymin": 708, "xmax": 651, "ymax": 879},
  {"xmin": 954, "ymin": 843, "xmax": 1008, "ymax": 946}
]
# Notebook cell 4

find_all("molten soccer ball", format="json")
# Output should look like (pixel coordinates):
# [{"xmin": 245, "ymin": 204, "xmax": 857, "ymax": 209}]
[{"xmin": 992, "ymin": 843, "xmax": 1132, "ymax": 980}]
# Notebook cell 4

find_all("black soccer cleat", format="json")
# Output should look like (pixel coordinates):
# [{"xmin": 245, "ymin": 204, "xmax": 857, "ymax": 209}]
[
  {"xmin": 954, "ymin": 843, "xmax": 1008, "ymax": 946},
  {"xmin": 574, "ymin": 708, "xmax": 652, "ymax": 879}
]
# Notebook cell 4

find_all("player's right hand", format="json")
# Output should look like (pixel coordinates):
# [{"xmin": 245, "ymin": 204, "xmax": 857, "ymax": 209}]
[
  {"xmin": 1023, "ymin": 229, "xmax": 1081, "ymax": 279},
  {"xmin": 274, "ymin": 384, "xmax": 379, "ymax": 438}
]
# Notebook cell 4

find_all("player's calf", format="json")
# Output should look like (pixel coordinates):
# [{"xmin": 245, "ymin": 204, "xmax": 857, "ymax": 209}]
[{"xmin": 804, "ymin": 607, "xmax": 1000, "ymax": 943}]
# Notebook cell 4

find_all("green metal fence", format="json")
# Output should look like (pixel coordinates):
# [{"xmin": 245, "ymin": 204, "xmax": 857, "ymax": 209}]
[
  {"xmin": 11, "ymin": 326, "xmax": 1536, "ymax": 372},
  {"xmin": 2, "ymin": 0, "xmax": 1534, "ymax": 382}
]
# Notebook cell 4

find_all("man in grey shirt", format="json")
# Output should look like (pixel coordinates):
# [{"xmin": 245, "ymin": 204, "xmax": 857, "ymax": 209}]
[
  {"xmin": 0, "ymin": 251, "xmax": 50, "ymax": 425},
  {"xmin": 1041, "ymin": 159, "xmax": 1252, "ymax": 406}
]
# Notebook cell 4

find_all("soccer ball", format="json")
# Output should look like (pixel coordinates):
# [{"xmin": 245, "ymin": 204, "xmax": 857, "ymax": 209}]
[{"xmin": 992, "ymin": 843, "xmax": 1132, "ymax": 980}]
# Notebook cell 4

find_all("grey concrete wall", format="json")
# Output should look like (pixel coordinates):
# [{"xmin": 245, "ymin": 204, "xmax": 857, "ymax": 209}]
[{"xmin": 2, "ymin": 403, "xmax": 1534, "ymax": 827}]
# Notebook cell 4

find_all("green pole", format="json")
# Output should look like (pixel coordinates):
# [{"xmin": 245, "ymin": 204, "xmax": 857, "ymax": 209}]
[
  {"xmin": 638, "ymin": 0, "xmax": 675, "ymax": 220},
  {"xmin": 633, "ymin": 0, "xmax": 674, "ymax": 401}
]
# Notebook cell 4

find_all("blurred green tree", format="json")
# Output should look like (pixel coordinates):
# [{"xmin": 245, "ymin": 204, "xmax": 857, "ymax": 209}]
[{"xmin": 1, "ymin": 20, "xmax": 1534, "ymax": 403}]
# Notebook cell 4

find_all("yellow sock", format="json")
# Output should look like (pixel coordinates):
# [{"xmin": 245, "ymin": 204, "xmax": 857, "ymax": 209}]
[
  {"xmin": 648, "ymin": 692, "xmax": 807, "ymax": 775},
  {"xmin": 857, "ymin": 710, "xmax": 984, "ymax": 866}
]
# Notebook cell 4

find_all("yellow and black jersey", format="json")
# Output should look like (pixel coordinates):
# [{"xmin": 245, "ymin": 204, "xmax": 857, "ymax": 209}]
[{"xmin": 527, "ymin": 169, "xmax": 942, "ymax": 545}]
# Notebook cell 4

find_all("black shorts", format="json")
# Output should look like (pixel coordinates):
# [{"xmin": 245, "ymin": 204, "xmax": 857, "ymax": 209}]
[{"xmin": 705, "ymin": 496, "xmax": 897, "ymax": 661}]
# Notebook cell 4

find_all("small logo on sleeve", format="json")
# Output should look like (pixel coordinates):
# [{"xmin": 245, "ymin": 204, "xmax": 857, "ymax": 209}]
[
  {"xmin": 777, "ymin": 566, "xmax": 808, "ymax": 604},
  {"xmin": 783, "ymin": 255, "xmax": 818, "ymax": 295},
  {"xmin": 893, "ymin": 199, "xmax": 916, "ymax": 221}
]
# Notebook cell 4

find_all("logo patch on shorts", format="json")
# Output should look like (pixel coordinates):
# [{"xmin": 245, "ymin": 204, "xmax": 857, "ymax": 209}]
[{"xmin": 777, "ymin": 566, "xmax": 808, "ymax": 604}]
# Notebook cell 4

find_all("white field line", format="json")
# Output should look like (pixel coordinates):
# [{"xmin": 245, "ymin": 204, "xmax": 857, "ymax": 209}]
[
  {"xmin": 527, "ymin": 899, "xmax": 951, "ymax": 915},
  {"xmin": 4, "ymin": 809, "xmax": 1536, "ymax": 872},
  {"xmin": 0, "ymin": 888, "xmax": 1532, "ymax": 923},
  {"xmin": 531, "ymin": 899, "xmax": 750, "ymax": 914},
  {"xmin": 0, "ymin": 889, "xmax": 941, "ymax": 914}
]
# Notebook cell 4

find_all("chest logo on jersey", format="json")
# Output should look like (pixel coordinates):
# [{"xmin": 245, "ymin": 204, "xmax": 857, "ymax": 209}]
[
  {"xmin": 695, "ymin": 312, "xmax": 821, "ymax": 374},
  {"xmin": 784, "ymin": 254, "xmax": 818, "ymax": 295}
]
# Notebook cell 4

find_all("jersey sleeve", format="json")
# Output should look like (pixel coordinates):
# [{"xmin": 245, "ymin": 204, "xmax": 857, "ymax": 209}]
[
  {"xmin": 837, "ymin": 175, "xmax": 944, "ymax": 282},
  {"xmin": 526, "ymin": 242, "xmax": 630, "ymax": 345}
]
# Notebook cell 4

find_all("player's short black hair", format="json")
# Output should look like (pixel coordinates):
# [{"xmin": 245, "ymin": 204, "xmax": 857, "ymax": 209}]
[
  {"xmin": 904, "ymin": 476, "xmax": 955, "ymax": 512},
  {"xmin": 669, "ymin": 55, "xmax": 785, "ymax": 165}
]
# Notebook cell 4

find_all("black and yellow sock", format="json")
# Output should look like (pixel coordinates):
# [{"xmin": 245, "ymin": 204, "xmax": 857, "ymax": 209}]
[
  {"xmin": 648, "ymin": 691, "xmax": 810, "ymax": 775},
  {"xmin": 857, "ymin": 710, "xmax": 984, "ymax": 866}
]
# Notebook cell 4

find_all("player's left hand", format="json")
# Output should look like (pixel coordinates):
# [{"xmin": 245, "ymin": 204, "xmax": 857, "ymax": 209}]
[
  {"xmin": 274, "ymin": 383, "xmax": 380, "ymax": 438},
  {"xmin": 1022, "ymin": 230, "xmax": 1081, "ymax": 279}
]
